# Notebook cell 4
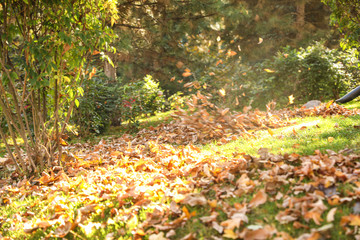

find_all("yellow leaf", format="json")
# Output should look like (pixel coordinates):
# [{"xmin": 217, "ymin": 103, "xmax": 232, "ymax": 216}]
[
  {"xmin": 59, "ymin": 138, "xmax": 68, "ymax": 146},
  {"xmin": 288, "ymin": 94, "xmax": 295, "ymax": 104},
  {"xmin": 264, "ymin": 69, "xmax": 275, "ymax": 73},
  {"xmin": 208, "ymin": 200, "xmax": 217, "ymax": 208},
  {"xmin": 219, "ymin": 88, "xmax": 226, "ymax": 97},
  {"xmin": 326, "ymin": 100, "xmax": 334, "ymax": 109},
  {"xmin": 223, "ymin": 229, "xmax": 238, "ymax": 239},
  {"xmin": 267, "ymin": 128, "xmax": 274, "ymax": 136},
  {"xmin": 328, "ymin": 137, "xmax": 334, "ymax": 143}
]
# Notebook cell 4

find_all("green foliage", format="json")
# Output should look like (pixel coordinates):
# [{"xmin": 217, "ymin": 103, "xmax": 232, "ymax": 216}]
[
  {"xmin": 119, "ymin": 75, "xmax": 166, "ymax": 128},
  {"xmin": 0, "ymin": 0, "xmax": 118, "ymax": 174},
  {"xmin": 113, "ymin": 0, "xmax": 333, "ymax": 94},
  {"xmin": 322, "ymin": 0, "xmax": 360, "ymax": 49},
  {"xmin": 167, "ymin": 91, "xmax": 188, "ymax": 110},
  {"xmin": 246, "ymin": 42, "xmax": 360, "ymax": 107},
  {"xmin": 73, "ymin": 73, "xmax": 122, "ymax": 135}
]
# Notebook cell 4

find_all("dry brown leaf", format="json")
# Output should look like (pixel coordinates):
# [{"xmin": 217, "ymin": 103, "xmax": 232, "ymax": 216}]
[
  {"xmin": 241, "ymin": 225, "xmax": 277, "ymax": 240},
  {"xmin": 303, "ymin": 210, "xmax": 323, "ymax": 225},
  {"xmin": 181, "ymin": 193, "xmax": 207, "ymax": 206},
  {"xmin": 248, "ymin": 189, "xmax": 267, "ymax": 209}
]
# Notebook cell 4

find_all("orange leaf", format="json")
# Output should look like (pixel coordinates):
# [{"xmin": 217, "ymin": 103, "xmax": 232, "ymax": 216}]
[
  {"xmin": 350, "ymin": 215, "xmax": 360, "ymax": 226},
  {"xmin": 176, "ymin": 61, "xmax": 184, "ymax": 69},
  {"xmin": 88, "ymin": 67, "xmax": 96, "ymax": 80},
  {"xmin": 304, "ymin": 211, "xmax": 323, "ymax": 225},
  {"xmin": 182, "ymin": 72, "xmax": 192, "ymax": 77},
  {"xmin": 226, "ymin": 50, "xmax": 237, "ymax": 57},
  {"xmin": 249, "ymin": 189, "xmax": 267, "ymax": 208},
  {"xmin": 292, "ymin": 128, "xmax": 297, "ymax": 136},
  {"xmin": 216, "ymin": 59, "xmax": 223, "ymax": 66}
]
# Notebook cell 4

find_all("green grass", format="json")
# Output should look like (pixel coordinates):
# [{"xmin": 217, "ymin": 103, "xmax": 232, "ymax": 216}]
[
  {"xmin": 105, "ymin": 110, "xmax": 174, "ymax": 137},
  {"xmin": 203, "ymin": 114, "xmax": 360, "ymax": 157}
]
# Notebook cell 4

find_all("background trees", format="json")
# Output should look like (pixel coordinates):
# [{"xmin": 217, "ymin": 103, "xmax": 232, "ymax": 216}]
[{"xmin": 322, "ymin": 0, "xmax": 360, "ymax": 50}]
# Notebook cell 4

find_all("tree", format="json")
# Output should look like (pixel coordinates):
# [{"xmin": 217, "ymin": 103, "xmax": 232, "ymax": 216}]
[
  {"xmin": 0, "ymin": 0, "xmax": 118, "ymax": 175},
  {"xmin": 322, "ymin": 0, "xmax": 360, "ymax": 49}
]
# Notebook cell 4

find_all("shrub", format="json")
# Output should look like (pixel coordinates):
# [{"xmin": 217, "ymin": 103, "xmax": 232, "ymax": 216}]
[
  {"xmin": 244, "ymin": 42, "xmax": 360, "ymax": 107},
  {"xmin": 73, "ymin": 73, "xmax": 122, "ymax": 135},
  {"xmin": 119, "ymin": 75, "xmax": 166, "ymax": 128}
]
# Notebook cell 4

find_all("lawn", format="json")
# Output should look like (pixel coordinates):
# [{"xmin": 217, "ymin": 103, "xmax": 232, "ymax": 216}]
[{"xmin": 1, "ymin": 101, "xmax": 360, "ymax": 239}]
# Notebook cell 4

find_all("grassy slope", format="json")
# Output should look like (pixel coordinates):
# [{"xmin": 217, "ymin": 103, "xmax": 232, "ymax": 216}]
[{"xmin": 1, "ymin": 102, "xmax": 360, "ymax": 239}]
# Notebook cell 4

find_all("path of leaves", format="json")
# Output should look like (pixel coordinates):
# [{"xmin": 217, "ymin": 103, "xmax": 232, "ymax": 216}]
[{"xmin": 1, "ymin": 100, "xmax": 360, "ymax": 239}]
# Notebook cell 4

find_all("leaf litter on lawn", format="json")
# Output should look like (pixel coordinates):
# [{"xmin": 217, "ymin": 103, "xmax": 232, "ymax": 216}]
[{"xmin": 1, "ymin": 97, "xmax": 360, "ymax": 239}]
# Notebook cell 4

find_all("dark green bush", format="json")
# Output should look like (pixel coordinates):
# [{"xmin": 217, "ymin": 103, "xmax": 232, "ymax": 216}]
[{"xmin": 73, "ymin": 73, "xmax": 122, "ymax": 135}]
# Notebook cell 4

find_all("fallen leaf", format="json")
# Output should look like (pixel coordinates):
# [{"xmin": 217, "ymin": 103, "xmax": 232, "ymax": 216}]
[
  {"xmin": 223, "ymin": 229, "xmax": 238, "ymax": 239},
  {"xmin": 149, "ymin": 232, "xmax": 167, "ymax": 240},
  {"xmin": 249, "ymin": 189, "xmax": 267, "ymax": 208},
  {"xmin": 182, "ymin": 72, "xmax": 192, "ymax": 77},
  {"xmin": 241, "ymin": 225, "xmax": 277, "ymax": 240},
  {"xmin": 326, "ymin": 208, "xmax": 337, "ymax": 222},
  {"xmin": 181, "ymin": 193, "xmax": 207, "ymax": 206}
]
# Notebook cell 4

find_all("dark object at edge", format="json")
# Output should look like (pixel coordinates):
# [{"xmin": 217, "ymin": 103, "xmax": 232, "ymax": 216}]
[{"xmin": 336, "ymin": 86, "xmax": 360, "ymax": 103}]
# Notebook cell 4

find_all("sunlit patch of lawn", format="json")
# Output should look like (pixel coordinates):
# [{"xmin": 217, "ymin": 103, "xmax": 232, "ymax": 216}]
[
  {"xmin": 203, "ymin": 114, "xmax": 360, "ymax": 157},
  {"xmin": 104, "ymin": 110, "xmax": 174, "ymax": 137}
]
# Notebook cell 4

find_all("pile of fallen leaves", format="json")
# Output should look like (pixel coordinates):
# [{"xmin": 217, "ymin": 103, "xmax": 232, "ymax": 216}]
[
  {"xmin": 134, "ymin": 92, "xmax": 291, "ymax": 146},
  {"xmin": 283, "ymin": 101, "xmax": 360, "ymax": 118},
  {"xmin": 2, "ymin": 138, "xmax": 360, "ymax": 239},
  {"xmin": 135, "ymin": 96, "xmax": 360, "ymax": 146}
]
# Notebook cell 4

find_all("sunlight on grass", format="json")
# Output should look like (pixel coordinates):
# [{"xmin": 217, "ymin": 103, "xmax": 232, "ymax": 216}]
[
  {"xmin": 104, "ymin": 110, "xmax": 174, "ymax": 137},
  {"xmin": 203, "ymin": 114, "xmax": 360, "ymax": 156}
]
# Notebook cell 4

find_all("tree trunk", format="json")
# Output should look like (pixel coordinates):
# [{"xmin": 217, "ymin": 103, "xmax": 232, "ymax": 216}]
[
  {"xmin": 296, "ymin": 1, "xmax": 306, "ymax": 40},
  {"xmin": 104, "ymin": 52, "xmax": 117, "ymax": 80}
]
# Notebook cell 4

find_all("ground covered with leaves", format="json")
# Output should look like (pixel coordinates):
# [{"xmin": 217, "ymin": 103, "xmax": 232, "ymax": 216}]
[{"xmin": 1, "ymin": 100, "xmax": 360, "ymax": 240}]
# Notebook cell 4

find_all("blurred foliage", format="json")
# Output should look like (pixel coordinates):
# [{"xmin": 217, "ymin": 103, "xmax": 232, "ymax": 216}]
[
  {"xmin": 322, "ymin": 0, "xmax": 360, "ymax": 49},
  {"xmin": 73, "ymin": 74, "xmax": 166, "ymax": 134},
  {"xmin": 243, "ymin": 42, "xmax": 360, "ymax": 107},
  {"xmin": 112, "ymin": 0, "xmax": 335, "ymax": 95},
  {"xmin": 119, "ymin": 75, "xmax": 166, "ymax": 129},
  {"xmin": 73, "ymin": 73, "xmax": 122, "ymax": 135}
]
